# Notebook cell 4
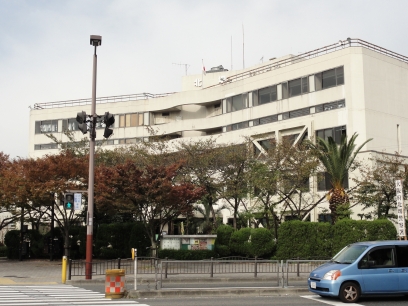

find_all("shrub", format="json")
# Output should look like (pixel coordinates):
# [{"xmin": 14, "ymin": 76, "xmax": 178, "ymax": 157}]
[
  {"xmin": 249, "ymin": 228, "xmax": 275, "ymax": 258},
  {"xmin": 276, "ymin": 219, "xmax": 398, "ymax": 259},
  {"xmin": 4, "ymin": 230, "xmax": 20, "ymax": 259},
  {"xmin": 229, "ymin": 228, "xmax": 251, "ymax": 256},
  {"xmin": 214, "ymin": 225, "xmax": 234, "ymax": 257},
  {"xmin": 128, "ymin": 222, "xmax": 151, "ymax": 257},
  {"xmin": 276, "ymin": 221, "xmax": 317, "ymax": 259},
  {"xmin": 0, "ymin": 246, "xmax": 7, "ymax": 257},
  {"xmin": 95, "ymin": 223, "xmax": 134, "ymax": 258}
]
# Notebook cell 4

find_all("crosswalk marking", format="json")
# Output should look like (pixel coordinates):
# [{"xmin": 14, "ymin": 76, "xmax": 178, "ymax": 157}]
[
  {"xmin": 301, "ymin": 295, "xmax": 364, "ymax": 305},
  {"xmin": 0, "ymin": 285, "xmax": 149, "ymax": 306}
]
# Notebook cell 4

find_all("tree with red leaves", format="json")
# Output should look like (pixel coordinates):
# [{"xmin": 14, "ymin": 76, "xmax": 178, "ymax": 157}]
[{"xmin": 95, "ymin": 160, "xmax": 204, "ymax": 249}]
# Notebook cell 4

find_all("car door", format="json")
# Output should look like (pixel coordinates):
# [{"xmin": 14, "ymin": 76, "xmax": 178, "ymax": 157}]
[
  {"xmin": 396, "ymin": 245, "xmax": 408, "ymax": 292},
  {"xmin": 359, "ymin": 246, "xmax": 399, "ymax": 293}
]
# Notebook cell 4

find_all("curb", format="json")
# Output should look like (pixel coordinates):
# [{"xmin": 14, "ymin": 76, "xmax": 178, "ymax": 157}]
[{"xmin": 126, "ymin": 287, "xmax": 310, "ymax": 299}]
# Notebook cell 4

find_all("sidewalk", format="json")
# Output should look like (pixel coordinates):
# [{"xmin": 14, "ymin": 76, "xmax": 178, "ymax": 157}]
[{"xmin": 0, "ymin": 258, "xmax": 311, "ymax": 298}]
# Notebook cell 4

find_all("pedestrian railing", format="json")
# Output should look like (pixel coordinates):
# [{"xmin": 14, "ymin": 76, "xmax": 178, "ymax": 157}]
[
  {"xmin": 67, "ymin": 257, "xmax": 156, "ymax": 280},
  {"xmin": 68, "ymin": 256, "xmax": 330, "ymax": 288},
  {"xmin": 285, "ymin": 259, "xmax": 330, "ymax": 286}
]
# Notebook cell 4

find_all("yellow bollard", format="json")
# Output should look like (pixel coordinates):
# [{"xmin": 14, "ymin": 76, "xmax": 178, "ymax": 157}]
[{"xmin": 61, "ymin": 256, "xmax": 67, "ymax": 284}]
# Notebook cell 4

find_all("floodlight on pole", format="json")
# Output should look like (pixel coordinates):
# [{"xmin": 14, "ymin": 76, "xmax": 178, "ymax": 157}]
[{"xmin": 85, "ymin": 34, "xmax": 101, "ymax": 280}]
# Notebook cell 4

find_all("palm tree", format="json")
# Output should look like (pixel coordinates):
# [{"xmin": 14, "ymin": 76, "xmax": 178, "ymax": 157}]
[{"xmin": 309, "ymin": 133, "xmax": 372, "ymax": 224}]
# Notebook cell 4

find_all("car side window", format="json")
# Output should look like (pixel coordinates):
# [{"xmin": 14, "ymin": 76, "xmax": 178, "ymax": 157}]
[
  {"xmin": 359, "ymin": 247, "xmax": 395, "ymax": 269},
  {"xmin": 396, "ymin": 246, "xmax": 408, "ymax": 267}
]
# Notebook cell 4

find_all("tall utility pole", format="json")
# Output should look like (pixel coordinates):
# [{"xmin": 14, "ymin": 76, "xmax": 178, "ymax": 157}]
[{"xmin": 86, "ymin": 35, "xmax": 102, "ymax": 280}]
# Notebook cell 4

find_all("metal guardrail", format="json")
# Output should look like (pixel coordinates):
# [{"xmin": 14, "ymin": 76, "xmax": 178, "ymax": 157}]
[
  {"xmin": 68, "ymin": 257, "xmax": 330, "ymax": 288},
  {"xmin": 33, "ymin": 92, "xmax": 176, "ymax": 110},
  {"xmin": 285, "ymin": 259, "xmax": 330, "ymax": 286},
  {"xmin": 207, "ymin": 38, "xmax": 408, "ymax": 88},
  {"xmin": 67, "ymin": 257, "xmax": 156, "ymax": 280}
]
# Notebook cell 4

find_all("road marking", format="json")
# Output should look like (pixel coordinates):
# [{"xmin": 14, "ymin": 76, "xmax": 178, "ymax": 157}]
[
  {"xmin": 301, "ymin": 295, "xmax": 364, "ymax": 305},
  {"xmin": 0, "ymin": 285, "xmax": 149, "ymax": 305}
]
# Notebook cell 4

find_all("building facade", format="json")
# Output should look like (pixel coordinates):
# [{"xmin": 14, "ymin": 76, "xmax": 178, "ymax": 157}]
[{"xmin": 29, "ymin": 38, "xmax": 408, "ymax": 223}]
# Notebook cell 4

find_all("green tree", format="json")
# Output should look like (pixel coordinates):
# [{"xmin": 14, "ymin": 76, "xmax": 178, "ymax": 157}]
[
  {"xmin": 308, "ymin": 133, "xmax": 372, "ymax": 224},
  {"xmin": 353, "ymin": 152, "xmax": 408, "ymax": 220}
]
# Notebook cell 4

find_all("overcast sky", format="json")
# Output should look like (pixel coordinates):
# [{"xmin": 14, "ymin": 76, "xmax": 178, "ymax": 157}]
[{"xmin": 1, "ymin": 0, "xmax": 408, "ymax": 158}]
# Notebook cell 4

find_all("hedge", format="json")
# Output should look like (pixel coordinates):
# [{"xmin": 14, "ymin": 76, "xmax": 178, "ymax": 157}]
[
  {"xmin": 214, "ymin": 225, "xmax": 234, "ymax": 257},
  {"xmin": 248, "ymin": 228, "xmax": 275, "ymax": 258},
  {"xmin": 95, "ymin": 222, "xmax": 150, "ymax": 259},
  {"xmin": 276, "ymin": 219, "xmax": 397, "ymax": 259},
  {"xmin": 0, "ymin": 246, "xmax": 7, "ymax": 257},
  {"xmin": 229, "ymin": 228, "xmax": 252, "ymax": 256}
]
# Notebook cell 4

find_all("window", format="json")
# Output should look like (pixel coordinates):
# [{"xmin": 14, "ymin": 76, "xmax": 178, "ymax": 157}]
[
  {"xmin": 289, "ymin": 78, "xmax": 301, "ymax": 97},
  {"xmin": 315, "ymin": 100, "xmax": 346, "ymax": 113},
  {"xmin": 282, "ymin": 82, "xmax": 289, "ymax": 99},
  {"xmin": 231, "ymin": 121, "xmax": 248, "ymax": 130},
  {"xmin": 34, "ymin": 143, "xmax": 58, "ymax": 150},
  {"xmin": 253, "ymin": 115, "xmax": 278, "ymax": 126},
  {"xmin": 318, "ymin": 214, "xmax": 332, "ymax": 223},
  {"xmin": 316, "ymin": 126, "xmax": 346, "ymax": 144},
  {"xmin": 125, "ymin": 138, "xmax": 137, "ymax": 144},
  {"xmin": 302, "ymin": 76, "xmax": 309, "ymax": 94},
  {"xmin": 232, "ymin": 95, "xmax": 244, "ymax": 111},
  {"xmin": 226, "ymin": 94, "xmax": 248, "ymax": 113},
  {"xmin": 35, "ymin": 120, "xmax": 58, "ymax": 134},
  {"xmin": 317, "ymin": 171, "xmax": 349, "ymax": 191},
  {"xmin": 289, "ymin": 108, "xmax": 310, "ymax": 118},
  {"xmin": 254, "ymin": 138, "xmax": 276, "ymax": 155},
  {"xmin": 62, "ymin": 119, "xmax": 78, "ymax": 131},
  {"xmin": 315, "ymin": 66, "xmax": 345, "ymax": 90},
  {"xmin": 360, "ymin": 247, "xmax": 395, "ymax": 268},
  {"xmin": 257, "ymin": 85, "xmax": 277, "ymax": 105},
  {"xmin": 119, "ymin": 113, "xmax": 143, "ymax": 128},
  {"xmin": 396, "ymin": 246, "xmax": 408, "ymax": 267}
]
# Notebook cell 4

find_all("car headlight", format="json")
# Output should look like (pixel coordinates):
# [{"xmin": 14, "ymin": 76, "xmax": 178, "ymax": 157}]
[{"xmin": 323, "ymin": 270, "xmax": 341, "ymax": 280}]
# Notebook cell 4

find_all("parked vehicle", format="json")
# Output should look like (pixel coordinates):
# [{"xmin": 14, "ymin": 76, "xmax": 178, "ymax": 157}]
[{"xmin": 308, "ymin": 240, "xmax": 408, "ymax": 303}]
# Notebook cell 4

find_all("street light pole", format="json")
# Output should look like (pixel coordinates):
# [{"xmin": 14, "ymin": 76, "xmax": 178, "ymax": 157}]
[{"xmin": 85, "ymin": 35, "xmax": 101, "ymax": 279}]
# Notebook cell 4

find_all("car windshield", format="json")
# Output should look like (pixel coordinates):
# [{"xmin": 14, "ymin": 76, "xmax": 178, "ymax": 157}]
[{"xmin": 331, "ymin": 245, "xmax": 369, "ymax": 264}]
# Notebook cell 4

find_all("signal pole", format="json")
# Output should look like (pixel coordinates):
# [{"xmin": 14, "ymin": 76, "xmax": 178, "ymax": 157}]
[{"xmin": 85, "ymin": 35, "xmax": 101, "ymax": 279}]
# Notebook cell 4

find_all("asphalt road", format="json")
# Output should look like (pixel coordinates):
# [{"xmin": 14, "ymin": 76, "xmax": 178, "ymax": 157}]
[{"xmin": 122, "ymin": 295, "xmax": 408, "ymax": 306}]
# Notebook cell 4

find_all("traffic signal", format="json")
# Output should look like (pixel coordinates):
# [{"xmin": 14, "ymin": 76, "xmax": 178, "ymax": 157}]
[
  {"xmin": 64, "ymin": 193, "xmax": 74, "ymax": 210},
  {"xmin": 103, "ymin": 112, "xmax": 115, "ymax": 138},
  {"xmin": 76, "ymin": 111, "xmax": 88, "ymax": 134}
]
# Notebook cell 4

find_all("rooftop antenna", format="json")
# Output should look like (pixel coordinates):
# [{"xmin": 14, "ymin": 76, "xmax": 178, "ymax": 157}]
[
  {"xmin": 242, "ymin": 24, "xmax": 245, "ymax": 69},
  {"xmin": 173, "ymin": 63, "xmax": 190, "ymax": 75},
  {"xmin": 231, "ymin": 35, "xmax": 233, "ymax": 71}
]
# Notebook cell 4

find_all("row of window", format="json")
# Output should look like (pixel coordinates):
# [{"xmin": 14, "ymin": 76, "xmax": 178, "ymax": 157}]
[
  {"xmin": 225, "ymin": 66, "xmax": 344, "ymax": 113},
  {"xmin": 35, "ymin": 113, "xmax": 145, "ymax": 134},
  {"xmin": 34, "ymin": 137, "xmax": 145, "ymax": 150},
  {"xmin": 226, "ymin": 99, "xmax": 346, "ymax": 132},
  {"xmin": 34, "ymin": 67, "xmax": 344, "ymax": 135}
]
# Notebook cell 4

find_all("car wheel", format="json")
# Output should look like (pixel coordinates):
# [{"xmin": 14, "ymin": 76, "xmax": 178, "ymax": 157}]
[{"xmin": 339, "ymin": 282, "xmax": 360, "ymax": 303}]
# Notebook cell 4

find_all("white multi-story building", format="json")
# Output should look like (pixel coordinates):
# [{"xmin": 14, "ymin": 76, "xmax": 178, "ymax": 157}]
[{"xmin": 28, "ymin": 38, "xmax": 408, "ymax": 223}]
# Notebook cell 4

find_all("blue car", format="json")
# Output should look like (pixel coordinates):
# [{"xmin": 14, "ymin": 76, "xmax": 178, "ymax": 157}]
[{"xmin": 308, "ymin": 240, "xmax": 408, "ymax": 303}]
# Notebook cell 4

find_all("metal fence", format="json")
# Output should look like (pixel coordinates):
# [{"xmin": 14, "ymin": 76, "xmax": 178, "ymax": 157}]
[
  {"xmin": 67, "ymin": 257, "xmax": 157, "ymax": 280},
  {"xmin": 285, "ymin": 259, "xmax": 330, "ymax": 286},
  {"xmin": 68, "ymin": 257, "xmax": 330, "ymax": 288}
]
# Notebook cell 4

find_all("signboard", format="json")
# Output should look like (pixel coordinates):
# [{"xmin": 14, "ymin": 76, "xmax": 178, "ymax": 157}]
[
  {"xmin": 74, "ymin": 193, "xmax": 82, "ymax": 210},
  {"xmin": 395, "ymin": 180, "xmax": 406, "ymax": 238}
]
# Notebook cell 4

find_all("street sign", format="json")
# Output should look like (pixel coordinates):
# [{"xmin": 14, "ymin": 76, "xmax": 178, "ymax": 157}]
[
  {"xmin": 74, "ymin": 193, "xmax": 82, "ymax": 210},
  {"xmin": 395, "ymin": 180, "xmax": 406, "ymax": 239}
]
